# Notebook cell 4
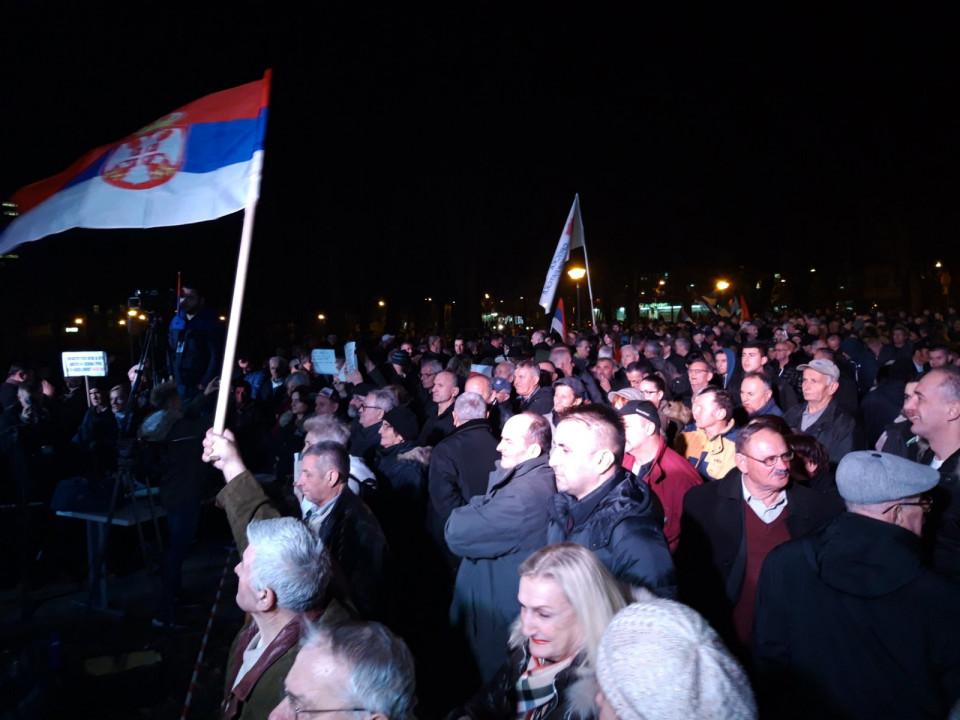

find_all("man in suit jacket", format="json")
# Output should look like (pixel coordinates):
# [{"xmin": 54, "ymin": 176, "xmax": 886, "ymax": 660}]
[
  {"xmin": 512, "ymin": 360, "xmax": 554, "ymax": 415},
  {"xmin": 204, "ymin": 431, "xmax": 389, "ymax": 622},
  {"xmin": 676, "ymin": 422, "xmax": 843, "ymax": 656}
]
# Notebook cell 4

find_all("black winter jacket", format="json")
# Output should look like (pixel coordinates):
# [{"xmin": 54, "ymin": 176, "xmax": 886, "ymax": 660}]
[
  {"xmin": 754, "ymin": 512, "xmax": 960, "ymax": 719},
  {"xmin": 546, "ymin": 468, "xmax": 676, "ymax": 597}
]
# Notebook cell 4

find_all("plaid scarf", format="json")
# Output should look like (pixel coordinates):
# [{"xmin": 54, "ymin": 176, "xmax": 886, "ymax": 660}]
[{"xmin": 515, "ymin": 654, "xmax": 575, "ymax": 720}]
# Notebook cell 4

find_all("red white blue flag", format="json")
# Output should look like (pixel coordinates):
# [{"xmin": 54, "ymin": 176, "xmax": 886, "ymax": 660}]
[
  {"xmin": 0, "ymin": 72, "xmax": 270, "ymax": 255},
  {"xmin": 550, "ymin": 297, "xmax": 567, "ymax": 340}
]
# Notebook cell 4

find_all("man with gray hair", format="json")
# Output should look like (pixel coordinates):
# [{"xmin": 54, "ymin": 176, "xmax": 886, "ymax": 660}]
[
  {"xmin": 417, "ymin": 357, "xmax": 444, "ymax": 418},
  {"xmin": 203, "ymin": 431, "xmax": 389, "ymax": 621},
  {"xmin": 754, "ymin": 451, "xmax": 960, "ymax": 719},
  {"xmin": 350, "ymin": 387, "xmax": 398, "ymax": 464},
  {"xmin": 428, "ymin": 392, "xmax": 499, "ymax": 573},
  {"xmin": 223, "ymin": 518, "xmax": 345, "ymax": 720},
  {"xmin": 300, "ymin": 414, "xmax": 376, "ymax": 500},
  {"xmin": 269, "ymin": 619, "xmax": 416, "ymax": 720},
  {"xmin": 446, "ymin": 411, "xmax": 557, "ymax": 681}
]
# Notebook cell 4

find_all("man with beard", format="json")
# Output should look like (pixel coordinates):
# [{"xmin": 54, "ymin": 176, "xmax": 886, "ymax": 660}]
[{"xmin": 445, "ymin": 412, "xmax": 556, "ymax": 681}]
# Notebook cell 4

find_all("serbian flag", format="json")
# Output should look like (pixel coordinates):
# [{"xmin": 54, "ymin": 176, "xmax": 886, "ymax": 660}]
[
  {"xmin": 0, "ymin": 72, "xmax": 270, "ymax": 255},
  {"xmin": 550, "ymin": 298, "xmax": 568, "ymax": 339}
]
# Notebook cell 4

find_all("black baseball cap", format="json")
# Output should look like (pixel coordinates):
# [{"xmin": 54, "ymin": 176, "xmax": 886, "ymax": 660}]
[{"xmin": 616, "ymin": 400, "xmax": 661, "ymax": 432}]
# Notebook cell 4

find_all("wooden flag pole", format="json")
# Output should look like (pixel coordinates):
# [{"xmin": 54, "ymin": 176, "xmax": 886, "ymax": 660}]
[
  {"xmin": 211, "ymin": 70, "xmax": 271, "ymax": 434},
  {"xmin": 212, "ymin": 152, "xmax": 263, "ymax": 434}
]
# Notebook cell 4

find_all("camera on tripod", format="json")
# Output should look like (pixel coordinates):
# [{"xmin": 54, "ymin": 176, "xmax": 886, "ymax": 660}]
[{"xmin": 127, "ymin": 288, "xmax": 176, "ymax": 317}]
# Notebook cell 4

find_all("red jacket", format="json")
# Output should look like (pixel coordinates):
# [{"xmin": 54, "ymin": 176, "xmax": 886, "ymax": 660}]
[{"xmin": 624, "ymin": 435, "xmax": 702, "ymax": 553}]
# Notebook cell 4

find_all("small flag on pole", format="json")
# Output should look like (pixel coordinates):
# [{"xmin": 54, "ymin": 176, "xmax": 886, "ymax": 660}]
[
  {"xmin": 550, "ymin": 298, "xmax": 568, "ymax": 340},
  {"xmin": 0, "ymin": 73, "xmax": 271, "ymax": 255},
  {"xmin": 538, "ymin": 195, "xmax": 585, "ymax": 313},
  {"xmin": 739, "ymin": 294, "xmax": 751, "ymax": 321}
]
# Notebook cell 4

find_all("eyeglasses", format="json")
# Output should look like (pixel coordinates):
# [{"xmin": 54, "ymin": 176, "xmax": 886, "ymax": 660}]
[
  {"xmin": 283, "ymin": 692, "xmax": 369, "ymax": 717},
  {"xmin": 882, "ymin": 497, "xmax": 933, "ymax": 515},
  {"xmin": 360, "ymin": 405, "xmax": 381, "ymax": 412},
  {"xmin": 739, "ymin": 450, "xmax": 795, "ymax": 468}
]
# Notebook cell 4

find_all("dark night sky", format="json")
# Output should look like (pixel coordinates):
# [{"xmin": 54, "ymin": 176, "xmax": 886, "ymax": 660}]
[{"xmin": 3, "ymin": 5, "xmax": 960, "ymax": 348}]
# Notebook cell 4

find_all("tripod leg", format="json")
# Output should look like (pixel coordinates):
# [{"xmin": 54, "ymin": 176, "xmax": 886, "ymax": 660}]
[{"xmin": 87, "ymin": 468, "xmax": 123, "ymax": 611}]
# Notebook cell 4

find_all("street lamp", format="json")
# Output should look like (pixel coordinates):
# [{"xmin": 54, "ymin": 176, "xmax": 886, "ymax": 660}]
[
  {"xmin": 715, "ymin": 279, "xmax": 730, "ymax": 292},
  {"xmin": 568, "ymin": 267, "xmax": 587, "ymax": 327}
]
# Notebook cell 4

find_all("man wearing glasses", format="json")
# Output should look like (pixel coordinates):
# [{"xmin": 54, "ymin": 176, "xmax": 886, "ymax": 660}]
[
  {"xmin": 676, "ymin": 422, "xmax": 842, "ymax": 658},
  {"xmin": 754, "ymin": 451, "xmax": 960, "ymax": 720},
  {"xmin": 269, "ymin": 620, "xmax": 416, "ymax": 720}
]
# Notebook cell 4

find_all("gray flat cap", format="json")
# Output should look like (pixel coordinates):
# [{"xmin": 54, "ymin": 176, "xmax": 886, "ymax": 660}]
[
  {"xmin": 836, "ymin": 451, "xmax": 940, "ymax": 504},
  {"xmin": 608, "ymin": 387, "xmax": 645, "ymax": 403},
  {"xmin": 797, "ymin": 358, "xmax": 840, "ymax": 383}
]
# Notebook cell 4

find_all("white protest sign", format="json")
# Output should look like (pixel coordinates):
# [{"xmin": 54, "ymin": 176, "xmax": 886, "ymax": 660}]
[
  {"xmin": 344, "ymin": 342, "xmax": 358, "ymax": 374},
  {"xmin": 62, "ymin": 351, "xmax": 108, "ymax": 378},
  {"xmin": 311, "ymin": 348, "xmax": 338, "ymax": 376}
]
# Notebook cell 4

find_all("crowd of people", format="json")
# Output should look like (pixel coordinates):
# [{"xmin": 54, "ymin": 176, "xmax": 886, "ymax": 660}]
[{"xmin": 3, "ymin": 295, "xmax": 960, "ymax": 719}]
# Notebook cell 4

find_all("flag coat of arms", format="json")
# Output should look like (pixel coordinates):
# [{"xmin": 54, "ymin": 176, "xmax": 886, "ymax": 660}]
[{"xmin": 0, "ymin": 73, "xmax": 270, "ymax": 255}]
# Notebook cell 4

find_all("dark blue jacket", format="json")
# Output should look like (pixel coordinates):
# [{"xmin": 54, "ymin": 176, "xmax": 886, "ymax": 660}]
[
  {"xmin": 547, "ymin": 467, "xmax": 676, "ymax": 597},
  {"xmin": 168, "ymin": 306, "xmax": 222, "ymax": 397}
]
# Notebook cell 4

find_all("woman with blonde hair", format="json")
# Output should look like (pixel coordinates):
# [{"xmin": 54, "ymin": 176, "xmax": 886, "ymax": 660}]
[{"xmin": 452, "ymin": 543, "xmax": 629, "ymax": 720}]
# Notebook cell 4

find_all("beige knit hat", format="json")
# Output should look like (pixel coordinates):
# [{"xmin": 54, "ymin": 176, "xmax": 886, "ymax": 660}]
[{"xmin": 596, "ymin": 598, "xmax": 756, "ymax": 720}]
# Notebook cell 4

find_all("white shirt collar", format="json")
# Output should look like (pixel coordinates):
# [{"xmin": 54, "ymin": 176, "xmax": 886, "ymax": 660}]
[{"xmin": 741, "ymin": 478, "xmax": 789, "ymax": 524}]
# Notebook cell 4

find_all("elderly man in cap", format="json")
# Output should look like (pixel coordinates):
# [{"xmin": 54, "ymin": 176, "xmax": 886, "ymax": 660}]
[
  {"xmin": 620, "ymin": 400, "xmax": 702, "ymax": 553},
  {"xmin": 753, "ymin": 451, "xmax": 960, "ymax": 719},
  {"xmin": 784, "ymin": 358, "xmax": 859, "ymax": 464}
]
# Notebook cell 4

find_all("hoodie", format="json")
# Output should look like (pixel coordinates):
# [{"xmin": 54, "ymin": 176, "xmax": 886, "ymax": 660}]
[{"xmin": 719, "ymin": 347, "xmax": 737, "ymax": 389}]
